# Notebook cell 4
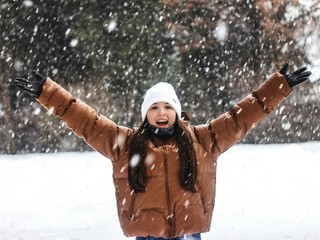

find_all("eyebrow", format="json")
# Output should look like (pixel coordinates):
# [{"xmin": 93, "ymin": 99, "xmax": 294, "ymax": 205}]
[{"xmin": 151, "ymin": 102, "xmax": 170, "ymax": 106}]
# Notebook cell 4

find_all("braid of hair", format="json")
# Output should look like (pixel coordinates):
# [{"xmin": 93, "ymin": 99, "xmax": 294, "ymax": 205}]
[
  {"xmin": 128, "ymin": 121, "xmax": 149, "ymax": 192},
  {"xmin": 175, "ymin": 122, "xmax": 198, "ymax": 192}
]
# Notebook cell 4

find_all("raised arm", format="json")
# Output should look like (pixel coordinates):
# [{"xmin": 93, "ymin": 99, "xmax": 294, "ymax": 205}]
[
  {"xmin": 194, "ymin": 64, "xmax": 312, "ymax": 156},
  {"xmin": 13, "ymin": 71, "xmax": 131, "ymax": 160}
]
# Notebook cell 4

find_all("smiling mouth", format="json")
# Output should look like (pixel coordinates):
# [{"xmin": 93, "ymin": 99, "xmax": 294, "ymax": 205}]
[{"xmin": 156, "ymin": 120, "xmax": 169, "ymax": 127}]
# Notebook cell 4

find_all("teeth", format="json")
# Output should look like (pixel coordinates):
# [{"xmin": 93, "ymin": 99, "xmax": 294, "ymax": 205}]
[{"xmin": 157, "ymin": 120, "xmax": 168, "ymax": 124}]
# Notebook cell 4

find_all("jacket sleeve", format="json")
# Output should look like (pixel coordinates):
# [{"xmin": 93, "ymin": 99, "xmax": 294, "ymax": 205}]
[
  {"xmin": 194, "ymin": 72, "xmax": 292, "ymax": 157},
  {"xmin": 37, "ymin": 78, "xmax": 131, "ymax": 160}
]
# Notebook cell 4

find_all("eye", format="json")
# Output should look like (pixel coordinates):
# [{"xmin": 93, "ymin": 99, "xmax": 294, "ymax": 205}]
[
  {"xmin": 165, "ymin": 104, "xmax": 173, "ymax": 109},
  {"xmin": 150, "ymin": 105, "xmax": 158, "ymax": 110}
]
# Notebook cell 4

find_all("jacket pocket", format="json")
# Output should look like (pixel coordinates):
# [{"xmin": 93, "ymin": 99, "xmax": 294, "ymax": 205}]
[
  {"xmin": 196, "ymin": 182, "xmax": 208, "ymax": 215},
  {"xmin": 174, "ymin": 204, "xmax": 209, "ymax": 236},
  {"xmin": 120, "ymin": 208, "xmax": 167, "ymax": 237}
]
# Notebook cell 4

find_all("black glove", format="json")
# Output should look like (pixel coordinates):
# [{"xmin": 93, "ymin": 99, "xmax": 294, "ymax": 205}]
[
  {"xmin": 14, "ymin": 71, "xmax": 46, "ymax": 98},
  {"xmin": 279, "ymin": 63, "xmax": 312, "ymax": 88}
]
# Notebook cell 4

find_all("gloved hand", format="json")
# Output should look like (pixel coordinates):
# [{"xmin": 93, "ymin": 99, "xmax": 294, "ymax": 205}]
[
  {"xmin": 14, "ymin": 71, "xmax": 46, "ymax": 98},
  {"xmin": 279, "ymin": 63, "xmax": 312, "ymax": 88}
]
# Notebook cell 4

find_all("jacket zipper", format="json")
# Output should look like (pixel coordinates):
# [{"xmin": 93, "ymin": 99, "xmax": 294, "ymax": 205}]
[{"xmin": 163, "ymin": 146, "xmax": 175, "ymax": 237}]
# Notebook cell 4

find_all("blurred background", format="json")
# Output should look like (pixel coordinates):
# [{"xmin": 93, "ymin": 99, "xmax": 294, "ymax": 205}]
[{"xmin": 1, "ymin": 0, "xmax": 319, "ymax": 154}]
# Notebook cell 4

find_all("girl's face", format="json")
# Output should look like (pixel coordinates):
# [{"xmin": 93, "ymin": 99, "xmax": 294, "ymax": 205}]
[{"xmin": 146, "ymin": 102, "xmax": 177, "ymax": 128}]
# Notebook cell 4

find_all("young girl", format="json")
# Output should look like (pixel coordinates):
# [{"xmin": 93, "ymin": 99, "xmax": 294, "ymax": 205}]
[{"xmin": 14, "ymin": 63, "xmax": 311, "ymax": 240}]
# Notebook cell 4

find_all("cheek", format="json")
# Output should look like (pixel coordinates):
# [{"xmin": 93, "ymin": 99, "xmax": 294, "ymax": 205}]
[
  {"xmin": 169, "ymin": 111, "xmax": 177, "ymax": 122},
  {"xmin": 146, "ymin": 112, "xmax": 155, "ymax": 124}
]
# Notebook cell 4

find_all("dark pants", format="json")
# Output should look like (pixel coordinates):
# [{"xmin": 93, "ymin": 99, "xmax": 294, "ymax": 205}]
[{"xmin": 136, "ymin": 233, "xmax": 201, "ymax": 240}]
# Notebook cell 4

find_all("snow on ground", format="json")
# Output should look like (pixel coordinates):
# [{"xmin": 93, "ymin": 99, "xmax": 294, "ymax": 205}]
[{"xmin": 0, "ymin": 142, "xmax": 320, "ymax": 240}]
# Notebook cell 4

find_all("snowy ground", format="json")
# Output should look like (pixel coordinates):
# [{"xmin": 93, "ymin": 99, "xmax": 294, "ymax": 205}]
[{"xmin": 1, "ymin": 142, "xmax": 320, "ymax": 240}]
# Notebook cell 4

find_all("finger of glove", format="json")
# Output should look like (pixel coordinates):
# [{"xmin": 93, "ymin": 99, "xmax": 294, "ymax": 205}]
[
  {"xmin": 32, "ymin": 71, "xmax": 45, "ymax": 83},
  {"xmin": 14, "ymin": 77, "xmax": 28, "ymax": 84},
  {"xmin": 14, "ymin": 80, "xmax": 27, "ymax": 88},
  {"xmin": 294, "ymin": 77, "xmax": 309, "ymax": 86},
  {"xmin": 279, "ymin": 63, "xmax": 289, "ymax": 75},
  {"xmin": 14, "ymin": 78, "xmax": 36, "ymax": 86},
  {"xmin": 14, "ymin": 82, "xmax": 28, "ymax": 91},
  {"xmin": 15, "ymin": 82, "xmax": 35, "ymax": 93},
  {"xmin": 14, "ymin": 80, "xmax": 30, "ymax": 89},
  {"xmin": 298, "ymin": 71, "xmax": 312, "ymax": 79},
  {"xmin": 14, "ymin": 83, "xmax": 36, "ymax": 96},
  {"xmin": 292, "ymin": 67, "xmax": 307, "ymax": 76},
  {"xmin": 14, "ymin": 77, "xmax": 40, "ymax": 88}
]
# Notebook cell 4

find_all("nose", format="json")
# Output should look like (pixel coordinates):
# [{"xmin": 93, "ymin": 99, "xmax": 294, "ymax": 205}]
[{"xmin": 158, "ymin": 106, "xmax": 166, "ymax": 116}]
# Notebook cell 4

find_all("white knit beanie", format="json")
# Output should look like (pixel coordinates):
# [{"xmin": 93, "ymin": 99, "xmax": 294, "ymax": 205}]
[{"xmin": 141, "ymin": 82, "xmax": 181, "ymax": 121}]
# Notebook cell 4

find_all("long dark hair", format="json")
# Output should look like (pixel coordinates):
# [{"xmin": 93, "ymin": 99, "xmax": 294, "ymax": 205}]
[{"xmin": 128, "ymin": 120, "xmax": 198, "ymax": 192}]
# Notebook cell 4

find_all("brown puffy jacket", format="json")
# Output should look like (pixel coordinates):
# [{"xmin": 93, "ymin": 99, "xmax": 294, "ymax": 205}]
[{"xmin": 37, "ymin": 72, "xmax": 291, "ymax": 238}]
